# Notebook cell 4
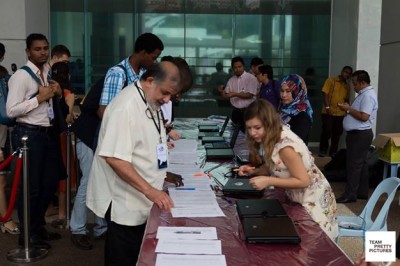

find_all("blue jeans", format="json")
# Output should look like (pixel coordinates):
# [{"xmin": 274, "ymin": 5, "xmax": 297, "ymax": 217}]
[{"xmin": 70, "ymin": 139, "xmax": 107, "ymax": 236}]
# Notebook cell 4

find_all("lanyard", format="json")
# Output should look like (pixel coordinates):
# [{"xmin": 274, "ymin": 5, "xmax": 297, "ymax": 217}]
[{"xmin": 134, "ymin": 82, "xmax": 162, "ymax": 143}]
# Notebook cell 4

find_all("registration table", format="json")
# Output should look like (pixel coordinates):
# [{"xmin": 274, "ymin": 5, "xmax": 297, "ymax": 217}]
[{"xmin": 137, "ymin": 118, "xmax": 353, "ymax": 266}]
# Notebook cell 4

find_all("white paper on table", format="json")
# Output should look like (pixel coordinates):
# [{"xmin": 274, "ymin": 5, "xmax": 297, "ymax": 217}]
[
  {"xmin": 156, "ymin": 254, "xmax": 227, "ymax": 266},
  {"xmin": 169, "ymin": 139, "xmax": 198, "ymax": 153},
  {"xmin": 155, "ymin": 239, "xmax": 222, "ymax": 255},
  {"xmin": 171, "ymin": 206, "xmax": 225, "ymax": 218},
  {"xmin": 168, "ymin": 190, "xmax": 216, "ymax": 199},
  {"xmin": 169, "ymin": 152, "xmax": 198, "ymax": 164},
  {"xmin": 156, "ymin": 226, "xmax": 218, "ymax": 240},
  {"xmin": 173, "ymin": 200, "xmax": 219, "ymax": 208},
  {"xmin": 167, "ymin": 168, "xmax": 204, "ymax": 177}
]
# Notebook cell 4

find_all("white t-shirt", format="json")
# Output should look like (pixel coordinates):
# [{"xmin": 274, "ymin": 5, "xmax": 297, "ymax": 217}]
[
  {"xmin": 86, "ymin": 81, "xmax": 167, "ymax": 226},
  {"xmin": 161, "ymin": 101, "xmax": 172, "ymax": 124}
]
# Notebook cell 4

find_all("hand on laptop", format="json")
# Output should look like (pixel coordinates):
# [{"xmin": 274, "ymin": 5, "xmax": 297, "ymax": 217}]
[
  {"xmin": 249, "ymin": 176, "xmax": 271, "ymax": 190},
  {"xmin": 237, "ymin": 165, "xmax": 256, "ymax": 176}
]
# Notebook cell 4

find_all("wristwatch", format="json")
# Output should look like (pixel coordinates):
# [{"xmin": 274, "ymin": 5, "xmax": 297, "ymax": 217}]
[{"xmin": 346, "ymin": 108, "xmax": 350, "ymax": 114}]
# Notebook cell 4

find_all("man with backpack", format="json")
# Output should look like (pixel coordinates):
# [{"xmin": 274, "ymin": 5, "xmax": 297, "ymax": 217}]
[
  {"xmin": 6, "ymin": 33, "xmax": 64, "ymax": 249},
  {"xmin": 97, "ymin": 32, "xmax": 164, "ymax": 119},
  {"xmin": 69, "ymin": 32, "xmax": 164, "ymax": 250}
]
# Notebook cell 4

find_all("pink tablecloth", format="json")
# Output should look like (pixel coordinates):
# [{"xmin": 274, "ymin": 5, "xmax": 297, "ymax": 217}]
[{"xmin": 138, "ymin": 188, "xmax": 352, "ymax": 266}]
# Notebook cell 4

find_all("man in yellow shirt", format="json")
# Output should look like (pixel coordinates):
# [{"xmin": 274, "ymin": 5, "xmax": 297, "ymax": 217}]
[{"xmin": 319, "ymin": 66, "xmax": 353, "ymax": 157}]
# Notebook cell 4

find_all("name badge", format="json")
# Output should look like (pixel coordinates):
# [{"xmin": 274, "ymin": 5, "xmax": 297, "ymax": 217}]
[
  {"xmin": 156, "ymin": 143, "xmax": 168, "ymax": 169},
  {"xmin": 47, "ymin": 106, "xmax": 55, "ymax": 120}
]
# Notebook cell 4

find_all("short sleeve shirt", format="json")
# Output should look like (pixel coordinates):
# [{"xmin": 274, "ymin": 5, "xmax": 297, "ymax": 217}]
[
  {"xmin": 321, "ymin": 76, "xmax": 350, "ymax": 116},
  {"xmin": 225, "ymin": 71, "xmax": 258, "ymax": 109},
  {"xmin": 87, "ymin": 82, "xmax": 168, "ymax": 226},
  {"xmin": 343, "ymin": 86, "xmax": 378, "ymax": 131},
  {"xmin": 99, "ymin": 58, "xmax": 146, "ymax": 105}
]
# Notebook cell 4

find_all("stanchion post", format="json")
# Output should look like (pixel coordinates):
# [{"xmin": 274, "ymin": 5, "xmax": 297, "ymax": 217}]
[
  {"xmin": 66, "ymin": 125, "xmax": 71, "ymax": 228},
  {"xmin": 7, "ymin": 135, "xmax": 48, "ymax": 262}
]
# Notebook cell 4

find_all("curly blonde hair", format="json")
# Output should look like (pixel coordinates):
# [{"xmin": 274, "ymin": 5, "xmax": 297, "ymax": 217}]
[{"xmin": 243, "ymin": 99, "xmax": 282, "ymax": 168}]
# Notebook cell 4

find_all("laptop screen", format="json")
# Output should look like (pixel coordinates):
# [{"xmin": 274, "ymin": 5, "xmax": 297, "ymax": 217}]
[{"xmin": 228, "ymin": 125, "xmax": 240, "ymax": 148}]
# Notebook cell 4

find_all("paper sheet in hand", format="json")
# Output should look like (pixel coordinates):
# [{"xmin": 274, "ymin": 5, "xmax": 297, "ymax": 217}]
[
  {"xmin": 156, "ymin": 254, "xmax": 227, "ymax": 266},
  {"xmin": 156, "ymin": 226, "xmax": 218, "ymax": 240},
  {"xmin": 155, "ymin": 239, "xmax": 222, "ymax": 254}
]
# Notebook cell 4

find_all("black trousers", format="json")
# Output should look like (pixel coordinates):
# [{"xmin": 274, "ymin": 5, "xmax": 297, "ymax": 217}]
[
  {"xmin": 231, "ymin": 107, "xmax": 246, "ymax": 133},
  {"xmin": 319, "ymin": 114, "xmax": 344, "ymax": 155},
  {"xmin": 11, "ymin": 124, "xmax": 63, "ymax": 240},
  {"xmin": 344, "ymin": 129, "xmax": 373, "ymax": 199},
  {"xmin": 104, "ymin": 204, "xmax": 146, "ymax": 266}
]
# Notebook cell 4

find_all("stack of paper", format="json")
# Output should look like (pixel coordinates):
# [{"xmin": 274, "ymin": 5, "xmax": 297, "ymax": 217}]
[
  {"xmin": 155, "ymin": 227, "xmax": 226, "ymax": 266},
  {"xmin": 168, "ymin": 139, "xmax": 198, "ymax": 164}
]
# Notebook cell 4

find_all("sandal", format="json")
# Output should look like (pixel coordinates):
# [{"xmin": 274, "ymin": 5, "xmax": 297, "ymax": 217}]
[{"xmin": 0, "ymin": 219, "xmax": 20, "ymax": 235}]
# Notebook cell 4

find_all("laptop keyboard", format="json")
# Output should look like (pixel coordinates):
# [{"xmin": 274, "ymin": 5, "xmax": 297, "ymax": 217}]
[{"xmin": 210, "ymin": 142, "xmax": 230, "ymax": 149}]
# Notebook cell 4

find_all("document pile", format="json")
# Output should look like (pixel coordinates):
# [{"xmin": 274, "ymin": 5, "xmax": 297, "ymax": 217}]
[
  {"xmin": 168, "ymin": 139, "xmax": 198, "ymax": 164},
  {"xmin": 155, "ymin": 226, "xmax": 226, "ymax": 266},
  {"xmin": 167, "ymin": 139, "xmax": 224, "ymax": 217}
]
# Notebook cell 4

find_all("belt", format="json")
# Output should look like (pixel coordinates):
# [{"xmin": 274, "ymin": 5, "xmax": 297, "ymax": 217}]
[
  {"xmin": 347, "ymin": 129, "xmax": 371, "ymax": 134},
  {"xmin": 16, "ymin": 123, "xmax": 54, "ymax": 133}
]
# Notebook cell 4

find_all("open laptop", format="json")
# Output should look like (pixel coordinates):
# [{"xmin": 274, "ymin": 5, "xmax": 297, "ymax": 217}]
[
  {"xmin": 242, "ymin": 216, "xmax": 301, "ymax": 244},
  {"xmin": 198, "ymin": 116, "xmax": 229, "ymax": 139},
  {"xmin": 235, "ymin": 154, "xmax": 250, "ymax": 165},
  {"xmin": 198, "ymin": 122, "xmax": 219, "ymax": 132},
  {"xmin": 236, "ymin": 199, "xmax": 287, "ymax": 218},
  {"xmin": 221, "ymin": 178, "xmax": 264, "ymax": 197},
  {"xmin": 204, "ymin": 126, "xmax": 239, "ymax": 148}
]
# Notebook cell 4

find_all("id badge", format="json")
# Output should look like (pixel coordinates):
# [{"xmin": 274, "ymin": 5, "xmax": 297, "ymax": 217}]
[
  {"xmin": 47, "ymin": 106, "xmax": 55, "ymax": 120},
  {"xmin": 156, "ymin": 143, "xmax": 168, "ymax": 169}
]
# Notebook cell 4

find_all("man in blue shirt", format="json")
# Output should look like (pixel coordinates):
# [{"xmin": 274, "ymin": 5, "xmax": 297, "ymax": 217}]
[{"xmin": 336, "ymin": 70, "xmax": 378, "ymax": 203}]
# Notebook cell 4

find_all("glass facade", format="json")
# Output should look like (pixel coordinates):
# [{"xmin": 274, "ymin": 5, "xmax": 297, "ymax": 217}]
[{"xmin": 50, "ymin": 0, "xmax": 331, "ymax": 142}]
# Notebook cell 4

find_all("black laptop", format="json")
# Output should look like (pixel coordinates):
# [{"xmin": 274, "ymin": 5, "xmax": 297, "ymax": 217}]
[
  {"xmin": 236, "ymin": 199, "xmax": 287, "ymax": 218},
  {"xmin": 198, "ymin": 122, "xmax": 219, "ymax": 132},
  {"xmin": 222, "ymin": 178, "xmax": 264, "ymax": 197},
  {"xmin": 242, "ymin": 216, "xmax": 301, "ymax": 244},
  {"xmin": 198, "ymin": 116, "xmax": 230, "ymax": 139},
  {"xmin": 204, "ymin": 126, "xmax": 239, "ymax": 148},
  {"xmin": 235, "ymin": 154, "xmax": 250, "ymax": 165}
]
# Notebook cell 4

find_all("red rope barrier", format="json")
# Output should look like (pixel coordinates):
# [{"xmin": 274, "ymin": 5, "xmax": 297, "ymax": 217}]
[
  {"xmin": 0, "ymin": 154, "xmax": 21, "ymax": 222},
  {"xmin": 0, "ymin": 152, "xmax": 15, "ymax": 171}
]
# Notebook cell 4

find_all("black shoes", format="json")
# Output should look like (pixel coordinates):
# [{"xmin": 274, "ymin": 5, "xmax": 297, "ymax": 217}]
[
  {"xmin": 39, "ymin": 227, "xmax": 62, "ymax": 241},
  {"xmin": 71, "ymin": 234, "xmax": 93, "ymax": 250},
  {"xmin": 94, "ymin": 232, "xmax": 107, "ymax": 241},
  {"xmin": 18, "ymin": 227, "xmax": 61, "ymax": 249},
  {"xmin": 357, "ymin": 195, "xmax": 368, "ymax": 200},
  {"xmin": 18, "ymin": 237, "xmax": 51, "ymax": 250},
  {"xmin": 336, "ymin": 195, "xmax": 357, "ymax": 204}
]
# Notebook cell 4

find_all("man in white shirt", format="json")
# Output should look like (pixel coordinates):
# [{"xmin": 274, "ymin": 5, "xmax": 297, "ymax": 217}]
[
  {"xmin": 7, "ymin": 33, "xmax": 64, "ymax": 249},
  {"xmin": 86, "ymin": 61, "xmax": 181, "ymax": 265},
  {"xmin": 222, "ymin": 56, "xmax": 258, "ymax": 132}
]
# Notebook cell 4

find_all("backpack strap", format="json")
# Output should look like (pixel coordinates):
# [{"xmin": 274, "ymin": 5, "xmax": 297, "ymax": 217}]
[
  {"xmin": 115, "ymin": 64, "xmax": 128, "ymax": 88},
  {"xmin": 21, "ymin": 65, "xmax": 43, "ymax": 99}
]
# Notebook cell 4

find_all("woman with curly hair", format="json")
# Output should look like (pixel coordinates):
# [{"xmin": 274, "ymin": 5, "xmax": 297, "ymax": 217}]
[{"xmin": 238, "ymin": 99, "xmax": 338, "ymax": 240}]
